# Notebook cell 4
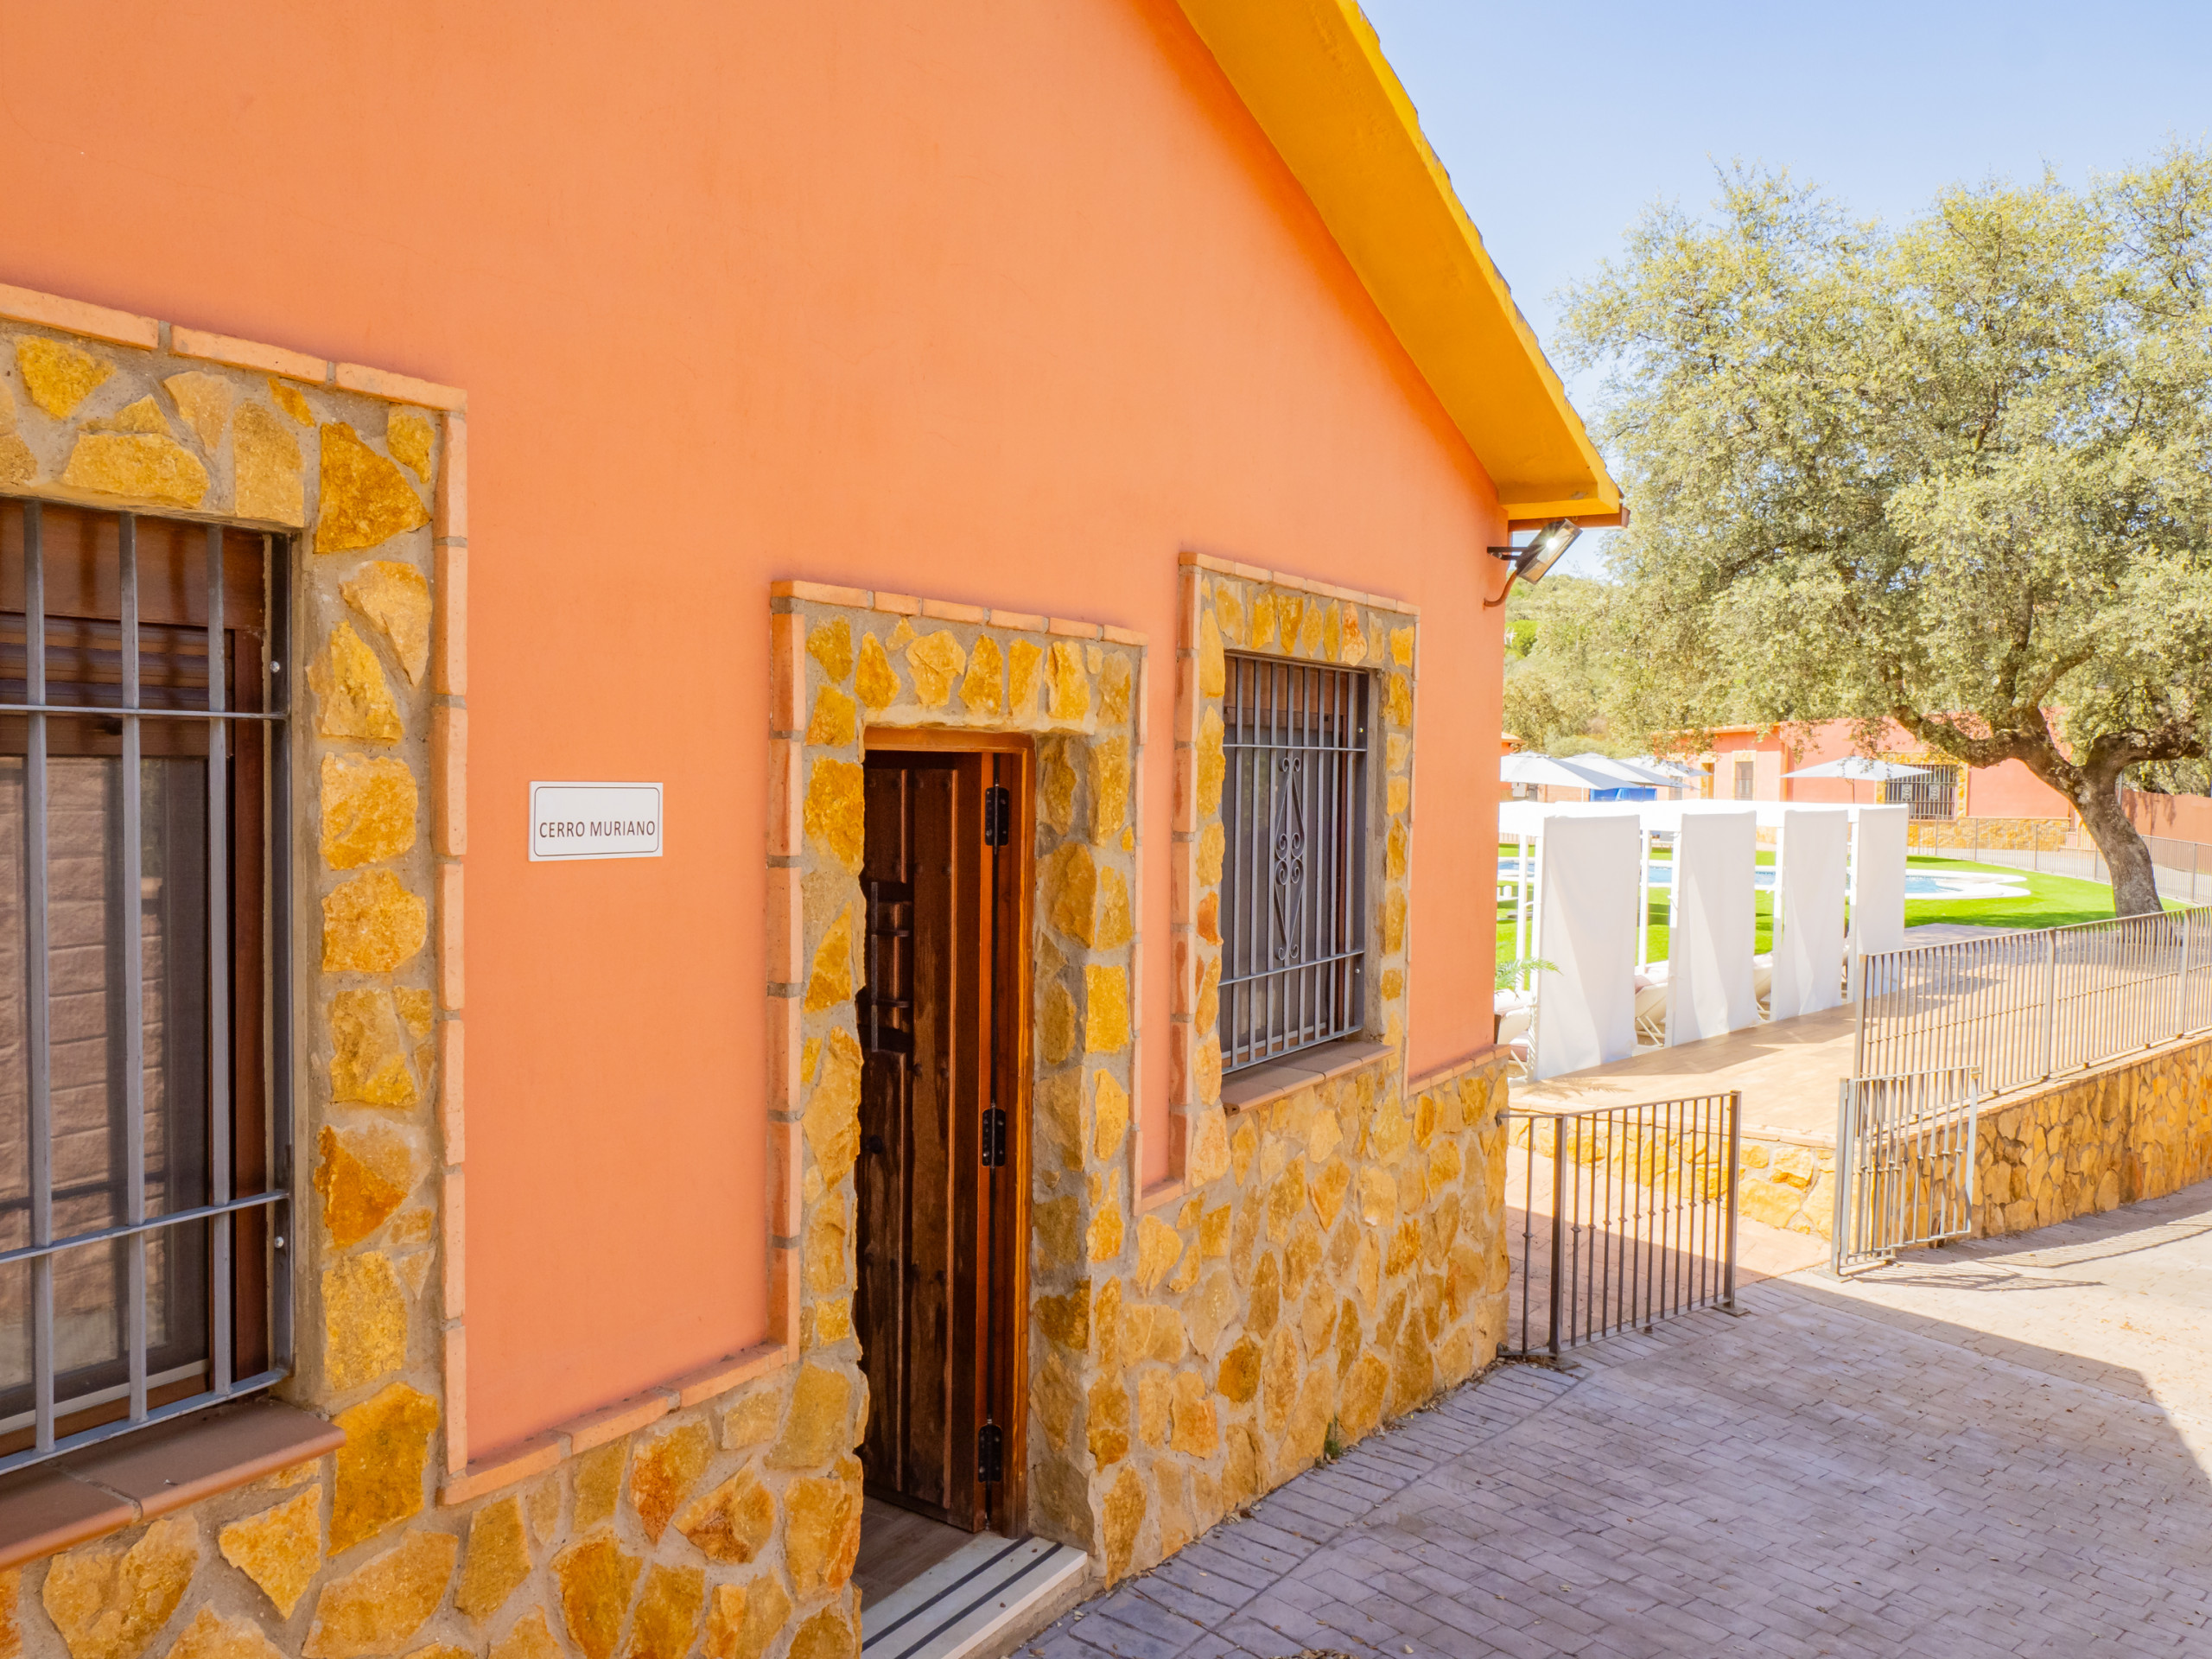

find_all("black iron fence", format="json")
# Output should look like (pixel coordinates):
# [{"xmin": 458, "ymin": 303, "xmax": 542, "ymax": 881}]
[{"xmin": 1503, "ymin": 1093, "xmax": 1740, "ymax": 1357}]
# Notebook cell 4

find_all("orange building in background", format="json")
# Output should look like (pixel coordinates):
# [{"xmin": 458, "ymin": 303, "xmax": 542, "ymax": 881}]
[
  {"xmin": 1693, "ymin": 718, "xmax": 2074, "ymax": 825},
  {"xmin": 0, "ymin": 3, "xmax": 1619, "ymax": 1654}
]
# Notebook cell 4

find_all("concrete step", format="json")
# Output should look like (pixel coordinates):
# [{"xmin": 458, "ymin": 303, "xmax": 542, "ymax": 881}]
[{"xmin": 860, "ymin": 1532, "xmax": 1088, "ymax": 1659}]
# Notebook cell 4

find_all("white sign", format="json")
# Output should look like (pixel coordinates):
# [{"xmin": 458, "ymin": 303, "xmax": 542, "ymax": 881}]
[{"xmin": 530, "ymin": 782, "xmax": 664, "ymax": 861}]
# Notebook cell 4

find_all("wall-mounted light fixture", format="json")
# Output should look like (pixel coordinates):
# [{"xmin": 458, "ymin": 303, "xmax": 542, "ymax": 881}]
[{"xmin": 1489, "ymin": 518, "xmax": 1581, "ymax": 585}]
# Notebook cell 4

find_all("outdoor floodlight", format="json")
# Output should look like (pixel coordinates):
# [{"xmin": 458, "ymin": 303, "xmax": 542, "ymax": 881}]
[{"xmin": 1488, "ymin": 518, "xmax": 1580, "ymax": 585}]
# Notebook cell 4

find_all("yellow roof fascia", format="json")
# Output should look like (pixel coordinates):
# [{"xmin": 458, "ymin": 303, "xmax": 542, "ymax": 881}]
[{"xmin": 1176, "ymin": 0, "xmax": 1623, "ymax": 525}]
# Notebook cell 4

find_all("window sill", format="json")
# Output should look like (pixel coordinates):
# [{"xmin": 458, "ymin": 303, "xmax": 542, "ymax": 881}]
[
  {"xmin": 1219, "ymin": 1039, "xmax": 1395, "ymax": 1114},
  {"xmin": 0, "ymin": 1400, "xmax": 341, "ymax": 1571}
]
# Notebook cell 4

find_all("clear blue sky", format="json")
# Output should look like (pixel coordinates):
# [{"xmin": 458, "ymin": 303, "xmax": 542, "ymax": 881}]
[{"xmin": 1361, "ymin": 0, "xmax": 2212, "ymax": 573}]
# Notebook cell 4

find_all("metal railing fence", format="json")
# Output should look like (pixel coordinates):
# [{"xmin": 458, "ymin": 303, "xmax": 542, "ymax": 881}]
[
  {"xmin": 1831, "ymin": 1068, "xmax": 1981, "ymax": 1274},
  {"xmin": 1855, "ymin": 907, "xmax": 2212, "ymax": 1099},
  {"xmin": 1502, "ymin": 1094, "xmax": 1739, "ymax": 1357}
]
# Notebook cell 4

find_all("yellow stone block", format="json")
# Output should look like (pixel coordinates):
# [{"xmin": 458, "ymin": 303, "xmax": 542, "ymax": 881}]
[
  {"xmin": 1217, "ymin": 1336, "xmax": 1262, "ymax": 1402},
  {"xmin": 803, "ymin": 1027, "xmax": 862, "ymax": 1186},
  {"xmin": 769, "ymin": 1363, "xmax": 854, "ymax": 1470},
  {"xmin": 1382, "ymin": 885, "xmax": 1407, "ymax": 955},
  {"xmin": 1033, "ymin": 1282, "xmax": 1091, "ymax": 1353},
  {"xmin": 310, "ymin": 620, "xmax": 404, "ymax": 742},
  {"xmin": 322, "ymin": 753, "xmax": 417, "ymax": 870},
  {"xmin": 162, "ymin": 1609, "xmax": 285, "ymax": 1659},
  {"xmin": 702, "ymin": 1578, "xmax": 791, "ymax": 1659},
  {"xmin": 622, "ymin": 1564, "xmax": 705, "ymax": 1659},
  {"xmin": 676, "ymin": 1465, "xmax": 776, "ymax": 1563},
  {"xmin": 343, "ymin": 562, "xmax": 433, "ymax": 686},
  {"xmin": 1195, "ymin": 709, "xmax": 1225, "ymax": 817},
  {"xmin": 95, "ymin": 396, "xmax": 171, "ymax": 436},
  {"xmin": 1084, "ymin": 964, "xmax": 1130, "ymax": 1054},
  {"xmin": 1088, "ymin": 1378, "xmax": 1131, "ymax": 1466},
  {"xmin": 0, "ymin": 433, "xmax": 34, "ymax": 487},
  {"xmin": 1092, "ymin": 1070, "xmax": 1130, "ymax": 1160},
  {"xmin": 1387, "ymin": 820, "xmax": 1407, "ymax": 881},
  {"xmin": 270, "ymin": 379, "xmax": 315, "ymax": 426},
  {"xmin": 219, "ymin": 1483, "xmax": 324, "ymax": 1618},
  {"xmin": 322, "ymin": 1253, "xmax": 409, "ymax": 1393},
  {"xmin": 786, "ymin": 1609, "xmax": 858, "ymax": 1659},
  {"xmin": 959, "ymin": 634, "xmax": 1005, "ymax": 715},
  {"xmin": 60, "ymin": 433, "xmax": 209, "ymax": 508},
  {"xmin": 1090, "ymin": 734, "xmax": 1130, "ymax": 839},
  {"xmin": 1006, "ymin": 638, "xmax": 1045, "ymax": 716},
  {"xmin": 804, "ymin": 906, "xmax": 857, "ymax": 1014},
  {"xmin": 1039, "ymin": 746, "xmax": 1077, "ymax": 831},
  {"xmin": 454, "ymin": 1495, "xmax": 532, "ymax": 1621},
  {"xmin": 1197, "ymin": 607, "xmax": 1225, "ymax": 697},
  {"xmin": 1322, "ymin": 604, "xmax": 1342, "ymax": 664},
  {"xmin": 1297, "ymin": 598, "xmax": 1325, "ymax": 657},
  {"xmin": 396, "ymin": 987, "xmax": 435, "ymax": 1041},
  {"xmin": 854, "ymin": 633, "xmax": 899, "ymax": 711},
  {"xmin": 807, "ymin": 619, "xmax": 855, "ymax": 683},
  {"xmin": 490, "ymin": 1611, "xmax": 563, "ymax": 1659},
  {"xmin": 386, "ymin": 412, "xmax": 435, "ymax": 483},
  {"xmin": 330, "ymin": 1382, "xmax": 437, "ymax": 1552},
  {"xmin": 316, "ymin": 423, "xmax": 429, "ymax": 554},
  {"xmin": 303, "ymin": 1531, "xmax": 457, "ymax": 1659},
  {"xmin": 1215, "ymin": 586, "xmax": 1245, "ymax": 645},
  {"xmin": 552, "ymin": 1536, "xmax": 642, "ymax": 1659},
  {"xmin": 1046, "ymin": 641, "xmax": 1090, "ymax": 722},
  {"xmin": 629, "ymin": 1421, "xmax": 713, "ymax": 1544},
  {"xmin": 1390, "ymin": 626, "xmax": 1414, "ymax": 666},
  {"xmin": 1167, "ymin": 1370, "xmax": 1218, "ymax": 1456},
  {"xmin": 1387, "ymin": 672, "xmax": 1413, "ymax": 728},
  {"xmin": 803, "ymin": 759, "xmax": 867, "ymax": 874},
  {"xmin": 1100, "ymin": 652, "xmax": 1133, "ymax": 724},
  {"xmin": 232, "ymin": 402, "xmax": 305, "ymax": 526},
  {"xmin": 1101, "ymin": 1465, "xmax": 1147, "ymax": 1584},
  {"xmin": 572, "ymin": 1443, "xmax": 626, "ymax": 1532},
  {"xmin": 330, "ymin": 989, "xmax": 417, "ymax": 1107},
  {"xmin": 1187, "ymin": 1104, "xmax": 1230, "ymax": 1185},
  {"xmin": 1085, "ymin": 1198, "xmax": 1124, "ymax": 1264},
  {"xmin": 1339, "ymin": 607, "xmax": 1366, "ymax": 664},
  {"xmin": 783, "ymin": 1471, "xmax": 861, "ymax": 1599},
  {"xmin": 315, "ymin": 1122, "xmax": 416, "ymax": 1247},
  {"xmin": 1134, "ymin": 1215, "xmax": 1182, "ymax": 1294},
  {"xmin": 16, "ymin": 337, "xmax": 111, "ymax": 418},
  {"xmin": 905, "ymin": 630, "xmax": 966, "ymax": 708},
  {"xmin": 41, "ymin": 1516, "xmax": 199, "ymax": 1659},
  {"xmin": 804, "ymin": 1199, "xmax": 848, "ymax": 1297},
  {"xmin": 805, "ymin": 685, "xmax": 857, "ymax": 747}
]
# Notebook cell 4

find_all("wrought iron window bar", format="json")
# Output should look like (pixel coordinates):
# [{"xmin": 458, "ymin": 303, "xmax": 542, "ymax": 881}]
[
  {"xmin": 2, "ymin": 498, "xmax": 292, "ymax": 1473},
  {"xmin": 1217, "ymin": 652, "xmax": 1369, "ymax": 1073}
]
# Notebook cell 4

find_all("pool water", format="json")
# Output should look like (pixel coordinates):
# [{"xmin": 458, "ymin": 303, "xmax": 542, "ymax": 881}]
[{"xmin": 1495, "ymin": 860, "xmax": 2029, "ymax": 901}]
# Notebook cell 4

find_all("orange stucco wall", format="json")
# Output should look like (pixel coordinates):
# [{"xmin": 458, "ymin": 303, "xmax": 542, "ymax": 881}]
[
  {"xmin": 1, "ymin": 0, "xmax": 1507, "ymax": 1452},
  {"xmin": 1709, "ymin": 721, "xmax": 2074, "ymax": 816}
]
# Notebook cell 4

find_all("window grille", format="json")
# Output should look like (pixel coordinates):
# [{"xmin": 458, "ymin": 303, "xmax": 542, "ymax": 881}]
[
  {"xmin": 1218, "ymin": 653, "xmax": 1368, "ymax": 1072},
  {"xmin": 1732, "ymin": 760, "xmax": 1756, "ymax": 801},
  {"xmin": 2, "ymin": 498, "xmax": 290, "ymax": 1473},
  {"xmin": 1885, "ymin": 765, "xmax": 1960, "ymax": 820}
]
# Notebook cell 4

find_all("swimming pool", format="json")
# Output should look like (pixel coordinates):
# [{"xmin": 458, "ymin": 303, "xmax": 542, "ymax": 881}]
[{"xmin": 1495, "ymin": 859, "xmax": 2030, "ymax": 901}]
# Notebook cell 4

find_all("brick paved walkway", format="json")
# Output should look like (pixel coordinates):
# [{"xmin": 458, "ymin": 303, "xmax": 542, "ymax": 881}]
[{"xmin": 1022, "ymin": 1182, "xmax": 2212, "ymax": 1657}]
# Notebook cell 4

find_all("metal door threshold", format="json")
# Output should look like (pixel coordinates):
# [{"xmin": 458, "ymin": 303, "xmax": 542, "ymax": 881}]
[{"xmin": 860, "ymin": 1532, "xmax": 1087, "ymax": 1659}]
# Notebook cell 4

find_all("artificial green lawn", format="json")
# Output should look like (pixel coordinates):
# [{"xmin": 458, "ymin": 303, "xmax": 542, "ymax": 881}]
[{"xmin": 1493, "ymin": 848, "xmax": 2146, "ymax": 974}]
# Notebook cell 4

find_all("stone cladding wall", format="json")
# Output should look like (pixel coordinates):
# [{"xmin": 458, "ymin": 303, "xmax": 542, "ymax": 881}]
[
  {"xmin": 1976, "ymin": 1033, "xmax": 2212, "ymax": 1237},
  {"xmin": 0, "ymin": 289, "xmax": 1515, "ymax": 1659},
  {"xmin": 1905, "ymin": 817, "xmax": 2071, "ymax": 853}
]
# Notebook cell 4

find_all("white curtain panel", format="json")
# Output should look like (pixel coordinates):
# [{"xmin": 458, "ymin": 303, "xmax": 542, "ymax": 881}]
[
  {"xmin": 1667, "ymin": 809, "xmax": 1758, "ymax": 1044},
  {"xmin": 1772, "ymin": 809, "xmax": 1851, "ymax": 1018},
  {"xmin": 1849, "ymin": 804, "xmax": 1910, "ymax": 960},
  {"xmin": 1533, "ymin": 812, "xmax": 1640, "ymax": 1079}
]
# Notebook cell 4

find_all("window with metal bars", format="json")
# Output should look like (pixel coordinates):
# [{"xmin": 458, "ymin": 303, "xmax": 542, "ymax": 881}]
[
  {"xmin": 1217, "ymin": 653, "xmax": 1369, "ymax": 1072},
  {"xmin": 1, "ymin": 497, "xmax": 290, "ymax": 1473},
  {"xmin": 1884, "ymin": 765, "xmax": 1960, "ymax": 820}
]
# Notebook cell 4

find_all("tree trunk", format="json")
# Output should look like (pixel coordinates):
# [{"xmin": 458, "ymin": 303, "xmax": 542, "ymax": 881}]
[{"xmin": 2076, "ymin": 781, "xmax": 2163, "ymax": 918}]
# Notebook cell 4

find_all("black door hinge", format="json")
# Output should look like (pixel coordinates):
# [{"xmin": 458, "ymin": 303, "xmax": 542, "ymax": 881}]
[
  {"xmin": 977, "ymin": 1421, "xmax": 1003, "ymax": 1484},
  {"xmin": 981, "ymin": 1106, "xmax": 1007, "ymax": 1167},
  {"xmin": 982, "ymin": 785, "xmax": 1011, "ymax": 848}
]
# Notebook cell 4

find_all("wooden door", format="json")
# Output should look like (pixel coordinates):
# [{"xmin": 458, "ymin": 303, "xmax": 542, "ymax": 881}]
[{"xmin": 854, "ymin": 746, "xmax": 1028, "ymax": 1535}]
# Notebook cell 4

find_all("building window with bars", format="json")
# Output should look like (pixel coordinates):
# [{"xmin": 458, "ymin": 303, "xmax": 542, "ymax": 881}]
[
  {"xmin": 1217, "ymin": 653, "xmax": 1370, "ymax": 1073},
  {"xmin": 1885, "ymin": 764, "xmax": 1960, "ymax": 820},
  {"xmin": 1732, "ymin": 759, "xmax": 1756, "ymax": 801},
  {"xmin": 2, "ymin": 498, "xmax": 290, "ymax": 1472}
]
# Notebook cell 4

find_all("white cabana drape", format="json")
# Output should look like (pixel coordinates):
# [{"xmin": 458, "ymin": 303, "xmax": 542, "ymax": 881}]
[
  {"xmin": 1533, "ymin": 812, "xmax": 1639, "ymax": 1078},
  {"xmin": 1667, "ymin": 809, "xmax": 1758, "ymax": 1044},
  {"xmin": 1848, "ymin": 804, "xmax": 1910, "ymax": 962},
  {"xmin": 1772, "ymin": 809, "xmax": 1850, "ymax": 1018}
]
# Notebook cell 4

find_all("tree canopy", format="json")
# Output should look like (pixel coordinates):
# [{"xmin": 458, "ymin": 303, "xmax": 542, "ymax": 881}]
[{"xmin": 1561, "ymin": 148, "xmax": 2212, "ymax": 915}]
